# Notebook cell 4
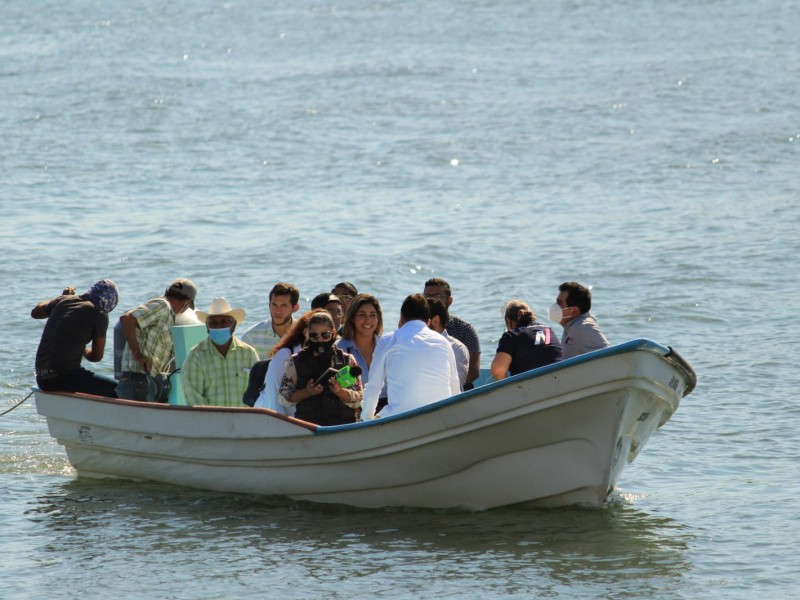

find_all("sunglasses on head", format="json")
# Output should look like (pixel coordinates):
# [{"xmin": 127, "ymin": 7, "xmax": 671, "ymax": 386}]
[{"xmin": 308, "ymin": 331, "xmax": 334, "ymax": 341}]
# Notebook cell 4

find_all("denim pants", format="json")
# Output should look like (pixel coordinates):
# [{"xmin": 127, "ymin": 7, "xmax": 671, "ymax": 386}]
[{"xmin": 37, "ymin": 367, "xmax": 118, "ymax": 398}]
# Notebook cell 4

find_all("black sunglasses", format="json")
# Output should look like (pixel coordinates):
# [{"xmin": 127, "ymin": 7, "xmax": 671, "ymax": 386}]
[{"xmin": 308, "ymin": 331, "xmax": 334, "ymax": 341}]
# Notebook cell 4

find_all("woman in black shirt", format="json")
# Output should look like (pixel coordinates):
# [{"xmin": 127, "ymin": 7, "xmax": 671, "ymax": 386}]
[{"xmin": 490, "ymin": 300, "xmax": 562, "ymax": 380}]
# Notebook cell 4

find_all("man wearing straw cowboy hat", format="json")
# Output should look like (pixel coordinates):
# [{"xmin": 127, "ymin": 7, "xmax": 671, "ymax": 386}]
[{"xmin": 181, "ymin": 297, "xmax": 259, "ymax": 407}]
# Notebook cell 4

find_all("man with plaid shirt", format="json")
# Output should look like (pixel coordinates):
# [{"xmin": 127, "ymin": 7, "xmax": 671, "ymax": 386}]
[
  {"xmin": 182, "ymin": 297, "xmax": 259, "ymax": 407},
  {"xmin": 118, "ymin": 278, "xmax": 197, "ymax": 401}
]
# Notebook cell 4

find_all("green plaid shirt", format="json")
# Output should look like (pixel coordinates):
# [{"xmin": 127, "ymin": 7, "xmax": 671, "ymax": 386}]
[
  {"xmin": 121, "ymin": 297, "xmax": 175, "ymax": 374},
  {"xmin": 181, "ymin": 336, "xmax": 259, "ymax": 407}
]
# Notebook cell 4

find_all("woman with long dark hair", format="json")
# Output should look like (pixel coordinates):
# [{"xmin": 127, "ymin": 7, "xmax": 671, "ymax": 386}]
[{"xmin": 336, "ymin": 293, "xmax": 388, "ymax": 410}]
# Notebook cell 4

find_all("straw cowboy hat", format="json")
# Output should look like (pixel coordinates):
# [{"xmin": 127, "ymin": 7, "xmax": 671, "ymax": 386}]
[{"xmin": 195, "ymin": 297, "xmax": 246, "ymax": 324}]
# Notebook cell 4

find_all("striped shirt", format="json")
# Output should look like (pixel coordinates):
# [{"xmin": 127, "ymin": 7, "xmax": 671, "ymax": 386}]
[
  {"xmin": 240, "ymin": 317, "xmax": 293, "ymax": 359},
  {"xmin": 121, "ymin": 297, "xmax": 175, "ymax": 374},
  {"xmin": 181, "ymin": 336, "xmax": 259, "ymax": 407}
]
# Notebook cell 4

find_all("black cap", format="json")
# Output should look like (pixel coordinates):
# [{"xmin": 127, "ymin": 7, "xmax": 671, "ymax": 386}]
[{"xmin": 311, "ymin": 293, "xmax": 341, "ymax": 309}]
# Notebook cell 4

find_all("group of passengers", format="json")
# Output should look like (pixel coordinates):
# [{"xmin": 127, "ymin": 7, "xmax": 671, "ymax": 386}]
[{"xmin": 32, "ymin": 276, "xmax": 609, "ymax": 426}]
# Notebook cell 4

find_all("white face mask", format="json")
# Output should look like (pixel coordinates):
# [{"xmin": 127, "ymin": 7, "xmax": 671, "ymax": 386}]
[{"xmin": 547, "ymin": 302, "xmax": 563, "ymax": 323}]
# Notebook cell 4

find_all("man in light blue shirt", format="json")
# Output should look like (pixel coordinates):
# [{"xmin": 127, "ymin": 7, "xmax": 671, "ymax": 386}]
[
  {"xmin": 549, "ymin": 281, "xmax": 610, "ymax": 359},
  {"xmin": 362, "ymin": 294, "xmax": 460, "ymax": 420},
  {"xmin": 240, "ymin": 282, "xmax": 300, "ymax": 359}
]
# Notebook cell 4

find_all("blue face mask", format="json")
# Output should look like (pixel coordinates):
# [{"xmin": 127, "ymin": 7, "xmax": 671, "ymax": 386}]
[{"xmin": 208, "ymin": 327, "xmax": 232, "ymax": 345}]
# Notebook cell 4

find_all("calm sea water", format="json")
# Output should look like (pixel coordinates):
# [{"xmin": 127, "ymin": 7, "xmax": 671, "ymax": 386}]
[{"xmin": 2, "ymin": 0, "xmax": 798, "ymax": 598}]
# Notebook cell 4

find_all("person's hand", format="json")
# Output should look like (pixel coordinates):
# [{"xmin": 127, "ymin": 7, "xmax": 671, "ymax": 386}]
[
  {"xmin": 135, "ymin": 354, "xmax": 153, "ymax": 373},
  {"xmin": 62, "ymin": 286, "xmax": 76, "ymax": 295},
  {"xmin": 304, "ymin": 379, "xmax": 324, "ymax": 398},
  {"xmin": 329, "ymin": 377, "xmax": 349, "ymax": 402}
]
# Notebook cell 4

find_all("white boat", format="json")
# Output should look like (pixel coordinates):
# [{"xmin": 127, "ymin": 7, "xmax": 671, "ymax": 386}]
[{"xmin": 34, "ymin": 339, "xmax": 696, "ymax": 510}]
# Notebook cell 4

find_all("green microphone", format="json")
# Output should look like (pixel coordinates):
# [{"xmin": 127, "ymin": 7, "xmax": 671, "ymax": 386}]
[{"xmin": 335, "ymin": 365, "xmax": 363, "ymax": 388}]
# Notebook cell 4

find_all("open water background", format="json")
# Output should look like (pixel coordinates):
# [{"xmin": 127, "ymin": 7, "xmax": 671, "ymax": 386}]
[{"xmin": 1, "ymin": 0, "xmax": 799, "ymax": 598}]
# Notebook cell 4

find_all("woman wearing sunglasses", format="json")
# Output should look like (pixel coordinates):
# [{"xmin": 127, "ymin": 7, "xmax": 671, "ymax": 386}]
[{"xmin": 278, "ymin": 311, "xmax": 362, "ymax": 425}]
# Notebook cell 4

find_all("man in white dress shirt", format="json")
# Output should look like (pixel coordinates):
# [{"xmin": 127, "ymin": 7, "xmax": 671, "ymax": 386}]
[{"xmin": 361, "ymin": 294, "xmax": 461, "ymax": 420}]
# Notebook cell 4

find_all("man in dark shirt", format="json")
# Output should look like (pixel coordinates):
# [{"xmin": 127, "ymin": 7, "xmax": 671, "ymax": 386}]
[
  {"xmin": 423, "ymin": 277, "xmax": 481, "ymax": 388},
  {"xmin": 32, "ymin": 280, "xmax": 120, "ymax": 397}
]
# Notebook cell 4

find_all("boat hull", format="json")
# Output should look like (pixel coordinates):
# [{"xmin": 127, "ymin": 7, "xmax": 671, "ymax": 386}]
[{"xmin": 35, "ymin": 340, "xmax": 695, "ymax": 510}]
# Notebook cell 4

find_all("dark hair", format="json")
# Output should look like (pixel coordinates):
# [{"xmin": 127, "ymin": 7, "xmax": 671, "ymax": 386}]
[
  {"xmin": 423, "ymin": 277, "xmax": 451, "ymax": 295},
  {"xmin": 559, "ymin": 282, "xmax": 592, "ymax": 314},
  {"xmin": 270, "ymin": 282, "xmax": 300, "ymax": 306},
  {"xmin": 306, "ymin": 311, "xmax": 335, "ymax": 339},
  {"xmin": 401, "ymin": 293, "xmax": 429, "ymax": 322},
  {"xmin": 331, "ymin": 282, "xmax": 358, "ymax": 297},
  {"xmin": 164, "ymin": 289, "xmax": 194, "ymax": 309},
  {"xmin": 311, "ymin": 292, "xmax": 341, "ymax": 309},
  {"xmin": 341, "ymin": 294, "xmax": 384, "ymax": 340},
  {"xmin": 427, "ymin": 298, "xmax": 449, "ymax": 327},
  {"xmin": 270, "ymin": 309, "xmax": 326, "ymax": 357},
  {"xmin": 164, "ymin": 289, "xmax": 191, "ymax": 302},
  {"xmin": 502, "ymin": 300, "xmax": 534, "ymax": 327}
]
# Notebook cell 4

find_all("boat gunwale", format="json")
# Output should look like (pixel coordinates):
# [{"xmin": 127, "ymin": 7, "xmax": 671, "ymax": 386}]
[
  {"xmin": 318, "ymin": 338, "xmax": 695, "ymax": 434},
  {"xmin": 33, "ymin": 391, "xmax": 320, "ymax": 432}
]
